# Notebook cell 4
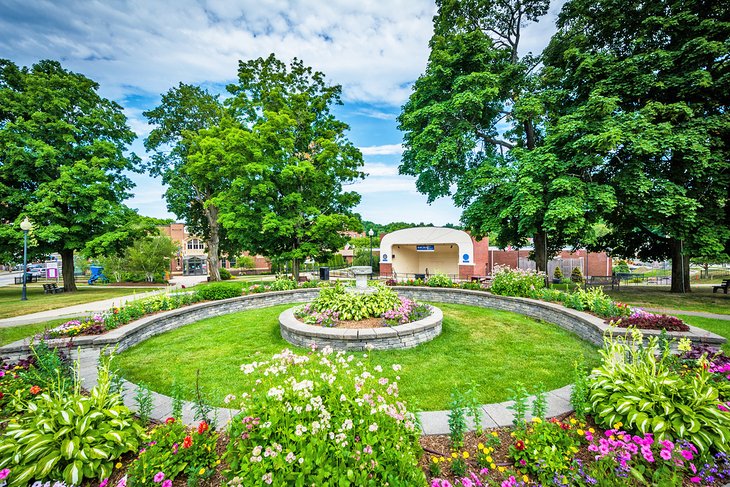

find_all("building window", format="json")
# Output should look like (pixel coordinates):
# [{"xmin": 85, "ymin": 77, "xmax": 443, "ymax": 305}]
[{"xmin": 187, "ymin": 239, "xmax": 204, "ymax": 250}]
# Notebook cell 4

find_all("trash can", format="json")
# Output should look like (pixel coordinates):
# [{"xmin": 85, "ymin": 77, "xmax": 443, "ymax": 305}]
[
  {"xmin": 88, "ymin": 265, "xmax": 104, "ymax": 285},
  {"xmin": 319, "ymin": 267, "xmax": 330, "ymax": 281}
]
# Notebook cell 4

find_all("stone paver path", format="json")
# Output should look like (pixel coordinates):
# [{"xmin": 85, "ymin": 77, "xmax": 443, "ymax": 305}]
[
  {"xmin": 643, "ymin": 308, "xmax": 730, "ymax": 321},
  {"xmin": 75, "ymin": 348, "xmax": 574, "ymax": 434}
]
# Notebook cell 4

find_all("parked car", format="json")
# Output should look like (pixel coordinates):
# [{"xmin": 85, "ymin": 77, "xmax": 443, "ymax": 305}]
[{"xmin": 26, "ymin": 264, "xmax": 45, "ymax": 277}]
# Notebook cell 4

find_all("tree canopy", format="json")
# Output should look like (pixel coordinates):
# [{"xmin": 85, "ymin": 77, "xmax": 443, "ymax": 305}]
[
  {"xmin": 0, "ymin": 59, "xmax": 141, "ymax": 291},
  {"xmin": 544, "ymin": 0, "xmax": 730, "ymax": 292},
  {"xmin": 215, "ymin": 54, "xmax": 365, "ymax": 280}
]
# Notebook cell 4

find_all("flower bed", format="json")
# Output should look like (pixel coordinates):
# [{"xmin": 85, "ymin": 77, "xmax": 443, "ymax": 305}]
[{"xmin": 610, "ymin": 308, "xmax": 690, "ymax": 332}]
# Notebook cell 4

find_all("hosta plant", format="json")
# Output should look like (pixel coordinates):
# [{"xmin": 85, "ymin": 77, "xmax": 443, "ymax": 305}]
[
  {"xmin": 307, "ymin": 282, "xmax": 402, "ymax": 321},
  {"xmin": 0, "ymin": 352, "xmax": 144, "ymax": 486},
  {"xmin": 224, "ymin": 348, "xmax": 425, "ymax": 486},
  {"xmin": 490, "ymin": 265, "xmax": 545, "ymax": 298},
  {"xmin": 587, "ymin": 330, "xmax": 730, "ymax": 453}
]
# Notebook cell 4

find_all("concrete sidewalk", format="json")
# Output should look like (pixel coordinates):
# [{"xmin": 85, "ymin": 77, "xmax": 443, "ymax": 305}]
[
  {"xmin": 0, "ymin": 275, "xmax": 208, "ymax": 328},
  {"xmin": 644, "ymin": 308, "xmax": 730, "ymax": 321}
]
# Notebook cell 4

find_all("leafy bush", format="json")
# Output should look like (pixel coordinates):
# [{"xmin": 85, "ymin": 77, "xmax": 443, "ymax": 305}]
[
  {"xmin": 309, "ymin": 283, "xmax": 402, "ymax": 321},
  {"xmin": 615, "ymin": 260, "xmax": 631, "ymax": 274},
  {"xmin": 612, "ymin": 309, "xmax": 689, "ymax": 332},
  {"xmin": 553, "ymin": 266, "xmax": 564, "ymax": 280},
  {"xmin": 268, "ymin": 277, "xmax": 297, "ymax": 291},
  {"xmin": 126, "ymin": 418, "xmax": 218, "ymax": 486},
  {"xmin": 223, "ymin": 349, "xmax": 425, "ymax": 486},
  {"xmin": 490, "ymin": 264, "xmax": 545, "ymax": 297},
  {"xmin": 0, "ymin": 352, "xmax": 144, "ymax": 486},
  {"xmin": 571, "ymin": 266, "xmax": 584, "ymax": 283},
  {"xmin": 587, "ymin": 331, "xmax": 730, "ymax": 453},
  {"xmin": 218, "ymin": 267, "xmax": 232, "ymax": 280},
  {"xmin": 459, "ymin": 281, "xmax": 484, "ymax": 290},
  {"xmin": 426, "ymin": 273, "xmax": 454, "ymax": 288},
  {"xmin": 195, "ymin": 282, "xmax": 245, "ymax": 300}
]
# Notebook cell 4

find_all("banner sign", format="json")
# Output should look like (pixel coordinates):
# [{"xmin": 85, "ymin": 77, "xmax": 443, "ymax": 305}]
[
  {"xmin": 416, "ymin": 245, "xmax": 435, "ymax": 252},
  {"xmin": 46, "ymin": 261, "xmax": 58, "ymax": 279}
]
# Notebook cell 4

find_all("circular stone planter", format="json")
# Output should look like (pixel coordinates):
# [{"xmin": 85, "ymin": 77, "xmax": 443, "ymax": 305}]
[{"xmin": 279, "ymin": 306, "xmax": 443, "ymax": 351}]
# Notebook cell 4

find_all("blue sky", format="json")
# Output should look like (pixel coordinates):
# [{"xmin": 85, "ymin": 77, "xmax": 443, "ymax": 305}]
[{"xmin": 0, "ymin": 0, "xmax": 562, "ymax": 226}]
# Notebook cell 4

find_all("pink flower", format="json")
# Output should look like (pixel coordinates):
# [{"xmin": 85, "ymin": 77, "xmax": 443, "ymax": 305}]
[
  {"xmin": 99, "ymin": 479, "xmax": 109, "ymax": 487},
  {"xmin": 162, "ymin": 481, "xmax": 172, "ymax": 487},
  {"xmin": 718, "ymin": 403, "xmax": 728, "ymax": 412},
  {"xmin": 153, "ymin": 472, "xmax": 165, "ymax": 483},
  {"xmin": 0, "ymin": 469, "xmax": 10, "ymax": 480},
  {"xmin": 681, "ymin": 450, "xmax": 694, "ymax": 461},
  {"xmin": 660, "ymin": 449, "xmax": 672, "ymax": 461},
  {"xmin": 690, "ymin": 477, "xmax": 701, "ymax": 483}
]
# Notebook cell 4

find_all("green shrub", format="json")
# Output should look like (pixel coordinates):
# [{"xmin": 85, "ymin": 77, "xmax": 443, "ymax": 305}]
[
  {"xmin": 219, "ymin": 267, "xmax": 232, "ymax": 280},
  {"xmin": 223, "ymin": 349, "xmax": 425, "ymax": 486},
  {"xmin": 615, "ymin": 260, "xmax": 631, "ymax": 274},
  {"xmin": 127, "ymin": 418, "xmax": 218, "ymax": 486},
  {"xmin": 309, "ymin": 282, "xmax": 401, "ymax": 321},
  {"xmin": 268, "ymin": 277, "xmax": 297, "ymax": 291},
  {"xmin": 459, "ymin": 281, "xmax": 484, "ymax": 291},
  {"xmin": 587, "ymin": 331, "xmax": 730, "ymax": 453},
  {"xmin": 195, "ymin": 281, "xmax": 245, "ymax": 300},
  {"xmin": 0, "ymin": 352, "xmax": 144, "ymax": 486},
  {"xmin": 426, "ymin": 273, "xmax": 453, "ymax": 287},
  {"xmin": 490, "ymin": 264, "xmax": 545, "ymax": 297},
  {"xmin": 553, "ymin": 266, "xmax": 564, "ymax": 280},
  {"xmin": 571, "ymin": 266, "xmax": 584, "ymax": 283}
]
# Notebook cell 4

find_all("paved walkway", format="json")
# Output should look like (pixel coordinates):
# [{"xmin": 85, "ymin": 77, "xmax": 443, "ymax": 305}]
[
  {"xmin": 0, "ymin": 275, "xmax": 208, "ymax": 328},
  {"xmin": 644, "ymin": 308, "xmax": 730, "ymax": 320},
  {"xmin": 75, "ymin": 347, "xmax": 574, "ymax": 433}
]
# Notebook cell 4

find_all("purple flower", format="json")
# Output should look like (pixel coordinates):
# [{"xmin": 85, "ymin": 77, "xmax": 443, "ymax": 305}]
[
  {"xmin": 660, "ymin": 449, "xmax": 672, "ymax": 461},
  {"xmin": 0, "ymin": 469, "xmax": 10, "ymax": 480},
  {"xmin": 153, "ymin": 472, "xmax": 165, "ymax": 483}
]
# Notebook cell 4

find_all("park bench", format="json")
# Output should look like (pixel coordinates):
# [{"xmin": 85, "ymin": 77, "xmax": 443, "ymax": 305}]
[
  {"xmin": 14, "ymin": 274, "xmax": 38, "ymax": 284},
  {"xmin": 713, "ymin": 279, "xmax": 730, "ymax": 294},
  {"xmin": 42, "ymin": 283, "xmax": 65, "ymax": 294},
  {"xmin": 584, "ymin": 275, "xmax": 620, "ymax": 290}
]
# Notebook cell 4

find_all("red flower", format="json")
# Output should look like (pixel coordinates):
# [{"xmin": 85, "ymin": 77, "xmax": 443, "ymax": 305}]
[
  {"xmin": 165, "ymin": 417, "xmax": 175, "ymax": 424},
  {"xmin": 198, "ymin": 421, "xmax": 209, "ymax": 434},
  {"xmin": 182, "ymin": 435, "xmax": 193, "ymax": 449},
  {"xmin": 30, "ymin": 385, "xmax": 41, "ymax": 395},
  {"xmin": 515, "ymin": 440, "xmax": 525, "ymax": 451}
]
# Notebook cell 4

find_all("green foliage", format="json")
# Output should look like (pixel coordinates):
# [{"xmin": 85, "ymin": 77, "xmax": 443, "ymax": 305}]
[
  {"xmin": 216, "ymin": 54, "xmax": 365, "ymax": 280},
  {"xmin": 0, "ymin": 59, "xmax": 142, "ymax": 291},
  {"xmin": 223, "ymin": 349, "xmax": 425, "ymax": 486},
  {"xmin": 507, "ymin": 383, "xmax": 530, "ymax": 429},
  {"xmin": 490, "ymin": 265, "xmax": 545, "ymax": 297},
  {"xmin": 309, "ymin": 283, "xmax": 402, "ymax": 321},
  {"xmin": 0, "ymin": 352, "xmax": 143, "ymax": 486},
  {"xmin": 268, "ymin": 277, "xmax": 297, "ymax": 291},
  {"xmin": 571, "ymin": 360, "xmax": 590, "ymax": 420},
  {"xmin": 125, "ymin": 235, "xmax": 177, "ymax": 283},
  {"xmin": 218, "ymin": 267, "xmax": 232, "ymax": 280},
  {"xmin": 553, "ymin": 266, "xmax": 564, "ymax": 280},
  {"xmin": 126, "ymin": 418, "xmax": 218, "ymax": 487},
  {"xmin": 509, "ymin": 417, "xmax": 583, "ymax": 483},
  {"xmin": 568, "ymin": 269, "xmax": 586, "ymax": 286},
  {"xmin": 448, "ymin": 391, "xmax": 468, "ymax": 450},
  {"xmin": 614, "ymin": 260, "xmax": 631, "ymax": 274},
  {"xmin": 426, "ymin": 273, "xmax": 454, "ymax": 288},
  {"xmin": 235, "ymin": 255, "xmax": 255, "ymax": 270},
  {"xmin": 587, "ymin": 331, "xmax": 730, "ymax": 453},
  {"xmin": 134, "ymin": 383, "xmax": 153, "ymax": 425},
  {"xmin": 194, "ymin": 282, "xmax": 245, "ymax": 301}
]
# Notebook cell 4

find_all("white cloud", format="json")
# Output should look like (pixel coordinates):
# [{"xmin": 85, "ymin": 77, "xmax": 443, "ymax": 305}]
[
  {"xmin": 359, "ymin": 144, "xmax": 403, "ymax": 156},
  {"xmin": 362, "ymin": 162, "xmax": 399, "ymax": 177}
]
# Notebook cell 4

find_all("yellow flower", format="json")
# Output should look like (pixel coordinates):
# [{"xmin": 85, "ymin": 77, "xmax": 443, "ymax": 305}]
[
  {"xmin": 490, "ymin": 463, "xmax": 497, "ymax": 469},
  {"xmin": 478, "ymin": 443, "xmax": 484, "ymax": 450},
  {"xmin": 452, "ymin": 452, "xmax": 458, "ymax": 458},
  {"xmin": 577, "ymin": 429, "xmax": 584, "ymax": 435},
  {"xmin": 432, "ymin": 456, "xmax": 439, "ymax": 463},
  {"xmin": 216, "ymin": 459, "xmax": 221, "ymax": 465},
  {"xmin": 491, "ymin": 431, "xmax": 498, "ymax": 437},
  {"xmin": 589, "ymin": 428, "xmax": 595, "ymax": 434},
  {"xmin": 524, "ymin": 439, "xmax": 529, "ymax": 445},
  {"xmin": 510, "ymin": 432, "xmax": 516, "ymax": 437},
  {"xmin": 570, "ymin": 418, "xmax": 577, "ymax": 424},
  {"xmin": 614, "ymin": 421, "xmax": 623, "ymax": 429},
  {"xmin": 198, "ymin": 468, "xmax": 205, "ymax": 475},
  {"xmin": 115, "ymin": 462, "xmax": 123, "ymax": 469},
  {"xmin": 522, "ymin": 475, "xmax": 529, "ymax": 482},
  {"xmin": 486, "ymin": 456, "xmax": 493, "ymax": 463},
  {"xmin": 498, "ymin": 466, "xmax": 506, "ymax": 473},
  {"xmin": 462, "ymin": 451, "xmax": 469, "ymax": 459}
]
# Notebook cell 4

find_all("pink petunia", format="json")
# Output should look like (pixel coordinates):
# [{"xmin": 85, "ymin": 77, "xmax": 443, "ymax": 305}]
[
  {"xmin": 153, "ymin": 472, "xmax": 165, "ymax": 483},
  {"xmin": 660, "ymin": 449, "xmax": 672, "ymax": 461},
  {"xmin": 0, "ymin": 469, "xmax": 10, "ymax": 480}
]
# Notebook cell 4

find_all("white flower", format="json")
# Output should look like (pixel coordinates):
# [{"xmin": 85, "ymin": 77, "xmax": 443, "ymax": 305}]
[
  {"xmin": 368, "ymin": 422, "xmax": 378, "ymax": 432},
  {"xmin": 392, "ymin": 364, "xmax": 401, "ymax": 372},
  {"xmin": 223, "ymin": 394, "xmax": 236, "ymax": 404}
]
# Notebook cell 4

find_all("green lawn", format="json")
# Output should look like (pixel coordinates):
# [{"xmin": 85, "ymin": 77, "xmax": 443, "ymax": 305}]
[
  {"xmin": 606, "ymin": 286, "xmax": 729, "ymax": 315},
  {"xmin": 0, "ymin": 284, "xmax": 162, "ymax": 319},
  {"xmin": 116, "ymin": 303, "xmax": 600, "ymax": 411},
  {"xmin": 676, "ymin": 315, "xmax": 730, "ymax": 353},
  {"xmin": 0, "ymin": 319, "xmax": 68, "ymax": 346}
]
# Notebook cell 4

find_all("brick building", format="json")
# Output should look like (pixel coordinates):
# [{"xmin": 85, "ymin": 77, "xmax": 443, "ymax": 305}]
[{"xmin": 158, "ymin": 223, "xmax": 270, "ymax": 276}]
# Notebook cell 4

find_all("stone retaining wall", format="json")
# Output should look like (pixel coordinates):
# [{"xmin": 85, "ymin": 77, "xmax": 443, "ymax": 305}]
[
  {"xmin": 1, "ymin": 287, "xmax": 723, "ymax": 362},
  {"xmin": 279, "ymin": 306, "xmax": 443, "ymax": 351}
]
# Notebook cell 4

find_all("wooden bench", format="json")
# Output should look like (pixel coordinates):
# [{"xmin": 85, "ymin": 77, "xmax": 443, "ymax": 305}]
[
  {"xmin": 713, "ymin": 279, "xmax": 730, "ymax": 294},
  {"xmin": 584, "ymin": 275, "xmax": 620, "ymax": 290},
  {"xmin": 14, "ymin": 275, "xmax": 38, "ymax": 284},
  {"xmin": 42, "ymin": 283, "xmax": 65, "ymax": 294}
]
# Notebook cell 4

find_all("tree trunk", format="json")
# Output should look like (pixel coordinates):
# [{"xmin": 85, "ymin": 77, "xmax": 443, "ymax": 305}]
[
  {"xmin": 533, "ymin": 231, "xmax": 549, "ymax": 280},
  {"xmin": 205, "ymin": 204, "xmax": 221, "ymax": 282},
  {"xmin": 292, "ymin": 258, "xmax": 300, "ymax": 282},
  {"xmin": 61, "ymin": 248, "xmax": 77, "ymax": 292},
  {"xmin": 670, "ymin": 238, "xmax": 691, "ymax": 293}
]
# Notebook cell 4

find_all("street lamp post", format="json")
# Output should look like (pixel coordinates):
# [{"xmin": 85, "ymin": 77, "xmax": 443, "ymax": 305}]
[
  {"xmin": 368, "ymin": 229, "xmax": 374, "ymax": 277},
  {"xmin": 20, "ymin": 217, "xmax": 32, "ymax": 301}
]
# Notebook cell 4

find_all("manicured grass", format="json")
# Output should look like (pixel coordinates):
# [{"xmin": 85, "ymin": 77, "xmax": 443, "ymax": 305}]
[
  {"xmin": 116, "ymin": 303, "xmax": 600, "ymax": 411},
  {"xmin": 0, "ymin": 284, "xmax": 162, "ymax": 319},
  {"xmin": 606, "ymin": 286, "xmax": 729, "ymax": 315},
  {"xmin": 675, "ymin": 315, "xmax": 730, "ymax": 353},
  {"xmin": 0, "ymin": 319, "xmax": 68, "ymax": 346}
]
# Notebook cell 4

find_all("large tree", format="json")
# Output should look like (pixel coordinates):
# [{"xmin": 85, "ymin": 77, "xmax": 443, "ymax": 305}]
[
  {"xmin": 398, "ymin": 0, "xmax": 611, "ymax": 274},
  {"xmin": 0, "ymin": 60, "xmax": 140, "ymax": 291},
  {"xmin": 216, "ymin": 54, "xmax": 364, "ymax": 280},
  {"xmin": 544, "ymin": 0, "xmax": 730, "ymax": 292},
  {"xmin": 143, "ymin": 84, "xmax": 233, "ymax": 281}
]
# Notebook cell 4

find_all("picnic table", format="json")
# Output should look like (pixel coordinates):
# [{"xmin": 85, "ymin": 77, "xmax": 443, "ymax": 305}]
[{"xmin": 713, "ymin": 279, "xmax": 730, "ymax": 294}]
